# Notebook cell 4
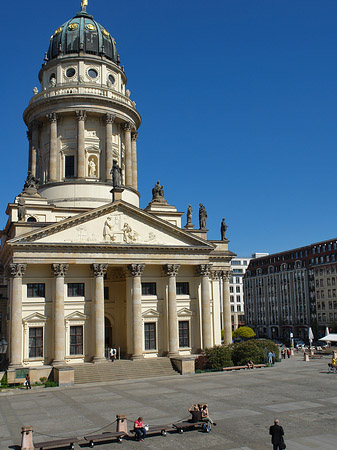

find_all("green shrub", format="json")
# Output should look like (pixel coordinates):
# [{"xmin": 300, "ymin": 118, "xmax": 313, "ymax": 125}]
[
  {"xmin": 232, "ymin": 326, "xmax": 256, "ymax": 339},
  {"xmin": 0, "ymin": 374, "xmax": 8, "ymax": 388},
  {"xmin": 204, "ymin": 345, "xmax": 233, "ymax": 370},
  {"xmin": 44, "ymin": 380, "xmax": 58, "ymax": 388},
  {"xmin": 231, "ymin": 339, "xmax": 279, "ymax": 365},
  {"xmin": 40, "ymin": 377, "xmax": 47, "ymax": 384}
]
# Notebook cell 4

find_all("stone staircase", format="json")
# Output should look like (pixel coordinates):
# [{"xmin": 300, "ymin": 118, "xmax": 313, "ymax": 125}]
[{"xmin": 73, "ymin": 357, "xmax": 179, "ymax": 384}]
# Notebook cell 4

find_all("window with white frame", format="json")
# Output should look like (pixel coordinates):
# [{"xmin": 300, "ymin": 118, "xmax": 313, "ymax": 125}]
[
  {"xmin": 179, "ymin": 321, "xmax": 189, "ymax": 347},
  {"xmin": 29, "ymin": 327, "xmax": 43, "ymax": 358},
  {"xmin": 144, "ymin": 322, "xmax": 156, "ymax": 350}
]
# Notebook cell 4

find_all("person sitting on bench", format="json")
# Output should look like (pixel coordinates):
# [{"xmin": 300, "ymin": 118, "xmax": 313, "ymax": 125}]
[
  {"xmin": 247, "ymin": 360, "xmax": 255, "ymax": 369},
  {"xmin": 134, "ymin": 417, "xmax": 146, "ymax": 441},
  {"xmin": 200, "ymin": 404, "xmax": 215, "ymax": 425},
  {"xmin": 188, "ymin": 404, "xmax": 202, "ymax": 423}
]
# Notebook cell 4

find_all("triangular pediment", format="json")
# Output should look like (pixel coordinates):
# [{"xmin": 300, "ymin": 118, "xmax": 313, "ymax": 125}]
[
  {"xmin": 65, "ymin": 311, "xmax": 88, "ymax": 321},
  {"xmin": 142, "ymin": 309, "xmax": 161, "ymax": 318},
  {"xmin": 9, "ymin": 201, "xmax": 214, "ymax": 249},
  {"xmin": 23, "ymin": 312, "xmax": 48, "ymax": 323},
  {"xmin": 177, "ymin": 308, "xmax": 194, "ymax": 317}
]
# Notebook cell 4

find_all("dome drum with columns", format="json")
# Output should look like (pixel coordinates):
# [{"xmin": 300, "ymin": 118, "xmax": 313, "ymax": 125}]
[{"xmin": 0, "ymin": 2, "xmax": 235, "ymax": 381}]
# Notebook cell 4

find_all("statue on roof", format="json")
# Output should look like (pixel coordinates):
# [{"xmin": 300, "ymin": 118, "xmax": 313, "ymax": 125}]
[
  {"xmin": 111, "ymin": 160, "xmax": 122, "ymax": 188},
  {"xmin": 187, "ymin": 204, "xmax": 192, "ymax": 225},
  {"xmin": 220, "ymin": 218, "xmax": 228, "ymax": 240},
  {"xmin": 81, "ymin": 0, "xmax": 88, "ymax": 10},
  {"xmin": 20, "ymin": 171, "xmax": 41, "ymax": 197},
  {"xmin": 199, "ymin": 204, "xmax": 207, "ymax": 229},
  {"xmin": 152, "ymin": 181, "xmax": 164, "ymax": 200}
]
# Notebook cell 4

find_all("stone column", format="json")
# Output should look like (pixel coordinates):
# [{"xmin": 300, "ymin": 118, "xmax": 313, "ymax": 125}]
[
  {"xmin": 211, "ymin": 270, "xmax": 222, "ymax": 344},
  {"xmin": 127, "ymin": 264, "xmax": 145, "ymax": 359},
  {"xmin": 26, "ymin": 130, "xmax": 32, "ymax": 173},
  {"xmin": 91, "ymin": 263, "xmax": 108, "ymax": 362},
  {"xmin": 163, "ymin": 264, "xmax": 180, "ymax": 356},
  {"xmin": 123, "ymin": 123, "xmax": 132, "ymax": 187},
  {"xmin": 8, "ymin": 263, "xmax": 26, "ymax": 367},
  {"xmin": 51, "ymin": 263, "xmax": 69, "ymax": 365},
  {"xmin": 196, "ymin": 264, "xmax": 213, "ymax": 349},
  {"xmin": 222, "ymin": 270, "xmax": 232, "ymax": 345},
  {"xmin": 47, "ymin": 113, "xmax": 57, "ymax": 182},
  {"xmin": 30, "ymin": 121, "xmax": 40, "ymax": 177},
  {"xmin": 131, "ymin": 132, "xmax": 138, "ymax": 191},
  {"xmin": 76, "ymin": 110, "xmax": 87, "ymax": 178},
  {"xmin": 105, "ymin": 113, "xmax": 115, "ymax": 181}
]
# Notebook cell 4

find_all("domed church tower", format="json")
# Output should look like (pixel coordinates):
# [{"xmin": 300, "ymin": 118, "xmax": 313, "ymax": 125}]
[
  {"xmin": 1, "ymin": 1, "xmax": 234, "ymax": 382},
  {"xmin": 23, "ymin": 0, "xmax": 141, "ymax": 208}
]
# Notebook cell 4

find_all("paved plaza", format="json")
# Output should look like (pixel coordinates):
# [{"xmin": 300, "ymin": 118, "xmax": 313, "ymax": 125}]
[{"xmin": 0, "ymin": 353, "xmax": 336, "ymax": 449}]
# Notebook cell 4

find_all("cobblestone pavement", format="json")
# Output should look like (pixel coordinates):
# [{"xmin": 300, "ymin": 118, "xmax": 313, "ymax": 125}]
[{"xmin": 1, "ymin": 353, "xmax": 336, "ymax": 449}]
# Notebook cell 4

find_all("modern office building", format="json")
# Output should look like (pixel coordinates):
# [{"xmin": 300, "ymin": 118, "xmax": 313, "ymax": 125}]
[{"xmin": 244, "ymin": 239, "xmax": 337, "ymax": 340}]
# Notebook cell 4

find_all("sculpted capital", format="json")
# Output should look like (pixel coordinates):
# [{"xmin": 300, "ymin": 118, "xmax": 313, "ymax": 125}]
[
  {"xmin": 105, "ymin": 113, "xmax": 116, "ymax": 124},
  {"xmin": 8, "ymin": 263, "xmax": 27, "ymax": 278},
  {"xmin": 76, "ymin": 110, "xmax": 87, "ymax": 121},
  {"xmin": 91, "ymin": 263, "xmax": 108, "ymax": 277},
  {"xmin": 122, "ymin": 122, "xmax": 132, "ymax": 132},
  {"xmin": 195, "ymin": 264, "xmax": 213, "ymax": 277},
  {"xmin": 47, "ymin": 112, "xmax": 57, "ymax": 123},
  {"xmin": 210, "ymin": 270, "xmax": 223, "ymax": 280},
  {"xmin": 51, "ymin": 263, "xmax": 69, "ymax": 277},
  {"xmin": 221, "ymin": 270, "xmax": 231, "ymax": 281},
  {"xmin": 163, "ymin": 264, "xmax": 180, "ymax": 277},
  {"xmin": 127, "ymin": 264, "xmax": 145, "ymax": 277},
  {"xmin": 131, "ymin": 131, "xmax": 138, "ymax": 142}
]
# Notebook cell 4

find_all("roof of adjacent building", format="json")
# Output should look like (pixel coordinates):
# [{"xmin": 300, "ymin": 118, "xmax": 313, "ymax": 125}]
[{"xmin": 47, "ymin": 9, "xmax": 119, "ymax": 63}]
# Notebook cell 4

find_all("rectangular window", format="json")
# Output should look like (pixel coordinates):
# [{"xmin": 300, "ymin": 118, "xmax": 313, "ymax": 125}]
[
  {"xmin": 65, "ymin": 155, "xmax": 75, "ymax": 178},
  {"xmin": 68, "ymin": 283, "xmax": 85, "ymax": 297},
  {"xmin": 230, "ymin": 296, "xmax": 234, "ymax": 303},
  {"xmin": 176, "ymin": 282, "xmax": 189, "ymax": 295},
  {"xmin": 29, "ymin": 327, "xmax": 43, "ymax": 358},
  {"xmin": 230, "ymin": 286, "xmax": 234, "ymax": 293},
  {"xmin": 236, "ymin": 295, "xmax": 241, "ymax": 302},
  {"xmin": 144, "ymin": 322, "xmax": 156, "ymax": 350},
  {"xmin": 104, "ymin": 286, "xmax": 109, "ymax": 300},
  {"xmin": 237, "ymin": 305, "xmax": 241, "ymax": 312},
  {"xmin": 179, "ymin": 321, "xmax": 189, "ymax": 347},
  {"xmin": 231, "ymin": 305, "xmax": 234, "ymax": 312},
  {"xmin": 27, "ymin": 283, "xmax": 45, "ymax": 297},
  {"xmin": 236, "ymin": 286, "xmax": 240, "ymax": 293},
  {"xmin": 70, "ymin": 325, "xmax": 83, "ymax": 355},
  {"xmin": 141, "ymin": 282, "xmax": 156, "ymax": 296}
]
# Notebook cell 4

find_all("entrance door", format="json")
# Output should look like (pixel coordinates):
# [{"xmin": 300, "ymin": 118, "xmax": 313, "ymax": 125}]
[{"xmin": 105, "ymin": 317, "xmax": 112, "ymax": 349}]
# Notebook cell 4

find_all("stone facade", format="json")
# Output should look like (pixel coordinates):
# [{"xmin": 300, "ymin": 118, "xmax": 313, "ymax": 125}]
[{"xmin": 0, "ymin": 3, "xmax": 235, "ymax": 371}]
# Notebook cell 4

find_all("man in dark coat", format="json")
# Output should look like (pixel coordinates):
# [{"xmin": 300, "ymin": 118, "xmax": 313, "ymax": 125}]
[{"xmin": 269, "ymin": 419, "xmax": 285, "ymax": 450}]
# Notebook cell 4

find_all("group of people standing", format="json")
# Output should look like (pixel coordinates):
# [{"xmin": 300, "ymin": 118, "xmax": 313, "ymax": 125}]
[{"xmin": 280, "ymin": 347, "xmax": 291, "ymax": 359}]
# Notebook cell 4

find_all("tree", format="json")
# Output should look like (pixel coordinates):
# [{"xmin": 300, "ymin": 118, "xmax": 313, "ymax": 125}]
[{"xmin": 232, "ymin": 326, "xmax": 256, "ymax": 339}]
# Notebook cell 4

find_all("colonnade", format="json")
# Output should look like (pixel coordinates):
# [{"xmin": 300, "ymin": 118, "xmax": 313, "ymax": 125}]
[
  {"xmin": 7, "ymin": 262, "xmax": 232, "ymax": 367},
  {"xmin": 26, "ymin": 112, "xmax": 139, "ymax": 190}
]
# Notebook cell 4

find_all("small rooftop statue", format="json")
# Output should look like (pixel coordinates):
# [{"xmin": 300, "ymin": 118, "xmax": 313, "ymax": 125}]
[
  {"xmin": 199, "ymin": 204, "xmax": 207, "ymax": 229},
  {"xmin": 187, "ymin": 204, "xmax": 192, "ymax": 224},
  {"xmin": 220, "ymin": 218, "xmax": 228, "ymax": 240},
  {"xmin": 20, "ymin": 171, "xmax": 41, "ymax": 197},
  {"xmin": 111, "ymin": 160, "xmax": 122, "ymax": 188},
  {"xmin": 17, "ymin": 197, "xmax": 26, "ymax": 222}
]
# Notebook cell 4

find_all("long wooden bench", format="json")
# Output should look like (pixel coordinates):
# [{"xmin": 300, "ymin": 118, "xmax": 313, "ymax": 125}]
[
  {"xmin": 172, "ymin": 420, "xmax": 210, "ymax": 433},
  {"xmin": 84, "ymin": 431, "xmax": 127, "ymax": 447},
  {"xmin": 130, "ymin": 424, "xmax": 172, "ymax": 438},
  {"xmin": 222, "ymin": 364, "xmax": 266, "ymax": 371},
  {"xmin": 34, "ymin": 437, "xmax": 79, "ymax": 450}
]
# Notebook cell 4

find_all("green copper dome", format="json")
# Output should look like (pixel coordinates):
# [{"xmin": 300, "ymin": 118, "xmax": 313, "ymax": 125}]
[{"xmin": 47, "ymin": 10, "xmax": 119, "ymax": 64}]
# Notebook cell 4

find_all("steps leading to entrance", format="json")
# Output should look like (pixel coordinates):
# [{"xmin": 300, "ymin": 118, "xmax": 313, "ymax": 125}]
[{"xmin": 73, "ymin": 357, "xmax": 179, "ymax": 384}]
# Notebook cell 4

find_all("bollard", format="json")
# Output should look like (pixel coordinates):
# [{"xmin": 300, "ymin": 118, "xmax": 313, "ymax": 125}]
[
  {"xmin": 21, "ymin": 425, "xmax": 34, "ymax": 450},
  {"xmin": 116, "ymin": 414, "xmax": 128, "ymax": 434},
  {"xmin": 304, "ymin": 353, "xmax": 310, "ymax": 362}
]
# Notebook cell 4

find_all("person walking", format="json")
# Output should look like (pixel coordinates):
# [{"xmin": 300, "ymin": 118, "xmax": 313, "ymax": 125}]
[
  {"xmin": 268, "ymin": 351, "xmax": 273, "ymax": 365},
  {"xmin": 25, "ymin": 374, "xmax": 31, "ymax": 390},
  {"xmin": 269, "ymin": 418, "xmax": 285, "ymax": 450},
  {"xmin": 110, "ymin": 347, "xmax": 116, "ymax": 362}
]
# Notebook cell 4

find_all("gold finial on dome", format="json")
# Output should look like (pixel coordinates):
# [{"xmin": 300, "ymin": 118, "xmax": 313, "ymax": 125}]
[{"xmin": 81, "ymin": 0, "xmax": 88, "ymax": 11}]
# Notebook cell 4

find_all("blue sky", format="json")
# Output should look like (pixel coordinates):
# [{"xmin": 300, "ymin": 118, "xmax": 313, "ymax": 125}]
[{"xmin": 1, "ymin": 0, "xmax": 337, "ymax": 256}]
